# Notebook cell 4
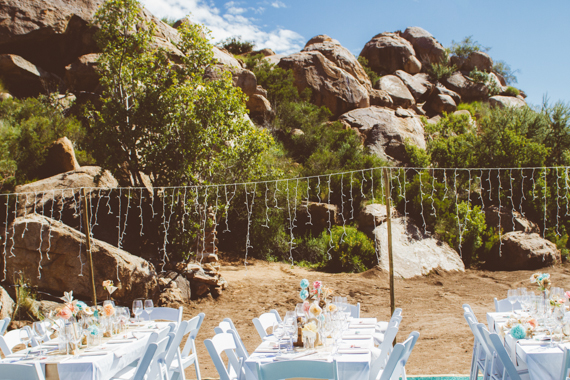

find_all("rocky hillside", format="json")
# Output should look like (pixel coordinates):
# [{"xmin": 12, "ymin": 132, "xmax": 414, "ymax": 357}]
[{"xmin": 0, "ymin": 0, "xmax": 526, "ymax": 165}]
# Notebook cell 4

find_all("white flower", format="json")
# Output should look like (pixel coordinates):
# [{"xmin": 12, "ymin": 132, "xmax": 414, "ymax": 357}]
[{"xmin": 59, "ymin": 291, "xmax": 73, "ymax": 304}]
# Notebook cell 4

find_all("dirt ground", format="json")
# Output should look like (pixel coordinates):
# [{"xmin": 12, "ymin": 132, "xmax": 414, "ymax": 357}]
[{"xmin": 180, "ymin": 259, "xmax": 570, "ymax": 379}]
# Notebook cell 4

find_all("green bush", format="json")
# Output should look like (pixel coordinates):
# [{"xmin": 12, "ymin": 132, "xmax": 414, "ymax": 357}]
[
  {"xmin": 493, "ymin": 60, "xmax": 518, "ymax": 85},
  {"xmin": 160, "ymin": 17, "xmax": 177, "ymax": 27},
  {"xmin": 457, "ymin": 101, "xmax": 484, "ymax": 118},
  {"xmin": 317, "ymin": 225, "xmax": 376, "ymax": 273},
  {"xmin": 450, "ymin": 36, "xmax": 490, "ymax": 59},
  {"xmin": 357, "ymin": 56, "xmax": 381, "ymax": 85},
  {"xmin": 218, "ymin": 36, "xmax": 255, "ymax": 55},
  {"xmin": 469, "ymin": 67, "xmax": 489, "ymax": 83},
  {"xmin": 0, "ymin": 96, "xmax": 85, "ymax": 192},
  {"xmin": 504, "ymin": 86, "xmax": 520, "ymax": 97}
]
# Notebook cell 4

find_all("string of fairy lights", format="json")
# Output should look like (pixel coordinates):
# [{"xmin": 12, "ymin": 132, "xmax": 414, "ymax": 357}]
[{"xmin": 1, "ymin": 166, "xmax": 570, "ymax": 283}]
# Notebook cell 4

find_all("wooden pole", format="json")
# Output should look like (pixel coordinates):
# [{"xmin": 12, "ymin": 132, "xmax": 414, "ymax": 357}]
[
  {"xmin": 81, "ymin": 188, "xmax": 97, "ymax": 306},
  {"xmin": 382, "ymin": 168, "xmax": 395, "ymax": 322}
]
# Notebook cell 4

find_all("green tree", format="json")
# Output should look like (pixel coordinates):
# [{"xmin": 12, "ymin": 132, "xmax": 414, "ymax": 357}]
[
  {"xmin": 0, "ymin": 97, "xmax": 85, "ymax": 192},
  {"xmin": 89, "ymin": 0, "xmax": 272, "ymax": 187},
  {"xmin": 217, "ymin": 36, "xmax": 255, "ymax": 55},
  {"xmin": 450, "ymin": 36, "xmax": 490, "ymax": 59}
]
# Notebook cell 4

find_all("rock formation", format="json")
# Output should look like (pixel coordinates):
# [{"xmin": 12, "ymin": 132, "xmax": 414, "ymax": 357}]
[{"xmin": 487, "ymin": 232, "xmax": 560, "ymax": 270}]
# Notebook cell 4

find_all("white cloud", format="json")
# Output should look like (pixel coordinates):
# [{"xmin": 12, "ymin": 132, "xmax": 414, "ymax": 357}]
[
  {"xmin": 271, "ymin": 1, "xmax": 286, "ymax": 8},
  {"xmin": 140, "ymin": 0, "xmax": 303, "ymax": 54}
]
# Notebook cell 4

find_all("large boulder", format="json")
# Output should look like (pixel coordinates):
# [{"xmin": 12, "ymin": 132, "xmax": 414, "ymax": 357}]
[
  {"xmin": 486, "ymin": 232, "xmax": 560, "ymax": 270},
  {"xmin": 0, "ymin": 54, "xmax": 57, "ymax": 97},
  {"xmin": 303, "ymin": 35, "xmax": 372, "ymax": 90},
  {"xmin": 401, "ymin": 27, "xmax": 446, "ymax": 67},
  {"xmin": 442, "ymin": 71, "xmax": 488, "ymax": 101},
  {"xmin": 0, "ymin": 286, "xmax": 15, "ymax": 320},
  {"xmin": 279, "ymin": 51, "xmax": 369, "ymax": 118},
  {"xmin": 375, "ymin": 75, "xmax": 415, "ymax": 108},
  {"xmin": 432, "ymin": 83, "xmax": 461, "ymax": 105},
  {"xmin": 4, "ymin": 214, "xmax": 159, "ymax": 303},
  {"xmin": 451, "ymin": 51, "xmax": 493, "ymax": 73},
  {"xmin": 213, "ymin": 46, "xmax": 243, "ymax": 68},
  {"xmin": 246, "ymin": 94, "xmax": 273, "ymax": 125},
  {"xmin": 360, "ymin": 32, "xmax": 421, "ymax": 75},
  {"xmin": 369, "ymin": 89, "xmax": 394, "ymax": 108},
  {"xmin": 64, "ymin": 53, "xmax": 100, "ymax": 93},
  {"xmin": 489, "ymin": 95, "xmax": 526, "ymax": 109},
  {"xmin": 41, "ymin": 137, "xmax": 81, "ymax": 179},
  {"xmin": 426, "ymin": 93, "xmax": 457, "ymax": 114},
  {"xmin": 394, "ymin": 71, "xmax": 434, "ymax": 102},
  {"xmin": 373, "ymin": 217, "xmax": 465, "ymax": 278},
  {"xmin": 339, "ymin": 106, "xmax": 425, "ymax": 163},
  {"xmin": 0, "ymin": 0, "xmax": 103, "ymax": 76},
  {"xmin": 485, "ymin": 206, "xmax": 540, "ymax": 234}
]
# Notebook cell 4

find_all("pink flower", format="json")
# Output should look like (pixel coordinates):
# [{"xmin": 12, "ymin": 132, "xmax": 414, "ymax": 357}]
[
  {"xmin": 528, "ymin": 319, "xmax": 538, "ymax": 328},
  {"xmin": 302, "ymin": 301, "xmax": 310, "ymax": 313},
  {"xmin": 565, "ymin": 291, "xmax": 570, "ymax": 300},
  {"xmin": 103, "ymin": 304, "xmax": 115, "ymax": 317},
  {"xmin": 313, "ymin": 281, "xmax": 322, "ymax": 290},
  {"xmin": 57, "ymin": 307, "xmax": 72, "ymax": 320}
]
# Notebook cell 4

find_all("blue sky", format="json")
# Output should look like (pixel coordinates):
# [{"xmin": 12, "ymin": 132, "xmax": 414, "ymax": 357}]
[{"xmin": 140, "ymin": 0, "xmax": 569, "ymax": 107}]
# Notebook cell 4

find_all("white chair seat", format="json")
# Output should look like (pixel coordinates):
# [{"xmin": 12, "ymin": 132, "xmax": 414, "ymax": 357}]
[{"xmin": 375, "ymin": 321, "xmax": 389, "ymax": 333}]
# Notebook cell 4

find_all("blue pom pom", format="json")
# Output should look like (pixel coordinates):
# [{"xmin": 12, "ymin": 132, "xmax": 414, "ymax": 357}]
[
  {"xmin": 300, "ymin": 289, "xmax": 309, "ymax": 300},
  {"xmin": 510, "ymin": 324, "xmax": 526, "ymax": 340},
  {"xmin": 300, "ymin": 279, "xmax": 309, "ymax": 289}
]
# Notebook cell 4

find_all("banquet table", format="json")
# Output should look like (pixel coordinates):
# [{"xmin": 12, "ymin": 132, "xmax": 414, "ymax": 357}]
[
  {"xmin": 1, "ymin": 321, "xmax": 171, "ymax": 380},
  {"xmin": 487, "ymin": 311, "xmax": 567, "ymax": 380},
  {"xmin": 244, "ymin": 317, "xmax": 379, "ymax": 380}
]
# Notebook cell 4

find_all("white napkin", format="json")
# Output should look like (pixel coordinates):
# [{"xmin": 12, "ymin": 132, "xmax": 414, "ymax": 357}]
[
  {"xmin": 77, "ymin": 351, "xmax": 111, "ymax": 357},
  {"xmin": 106, "ymin": 339, "xmax": 136, "ymax": 344},
  {"xmin": 337, "ymin": 349, "xmax": 370, "ymax": 354},
  {"xmin": 342, "ymin": 334, "xmax": 372, "ymax": 340}
]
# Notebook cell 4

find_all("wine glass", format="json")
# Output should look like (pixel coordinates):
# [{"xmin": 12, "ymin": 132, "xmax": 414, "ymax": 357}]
[
  {"xmin": 33, "ymin": 321, "xmax": 46, "ymax": 343},
  {"xmin": 507, "ymin": 289, "xmax": 519, "ymax": 313},
  {"xmin": 272, "ymin": 322, "xmax": 284, "ymax": 354},
  {"xmin": 144, "ymin": 299, "xmax": 154, "ymax": 319},
  {"xmin": 132, "ymin": 300, "xmax": 143, "ymax": 323},
  {"xmin": 19, "ymin": 328, "xmax": 31, "ymax": 358}
]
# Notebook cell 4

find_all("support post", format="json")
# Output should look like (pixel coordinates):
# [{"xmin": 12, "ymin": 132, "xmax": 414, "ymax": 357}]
[
  {"xmin": 81, "ymin": 188, "xmax": 97, "ymax": 306},
  {"xmin": 383, "ymin": 168, "xmax": 395, "ymax": 341}
]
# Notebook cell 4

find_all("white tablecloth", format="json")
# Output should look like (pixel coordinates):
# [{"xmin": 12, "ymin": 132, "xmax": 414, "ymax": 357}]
[
  {"xmin": 3, "ymin": 322, "xmax": 171, "ymax": 380},
  {"xmin": 244, "ymin": 318, "xmax": 378, "ymax": 380},
  {"xmin": 487, "ymin": 312, "xmax": 564, "ymax": 380}
]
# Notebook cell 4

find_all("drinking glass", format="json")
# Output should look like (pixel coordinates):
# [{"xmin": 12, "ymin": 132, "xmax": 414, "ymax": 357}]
[
  {"xmin": 272, "ymin": 322, "xmax": 284, "ymax": 354},
  {"xmin": 507, "ymin": 289, "xmax": 519, "ymax": 313},
  {"xmin": 32, "ymin": 321, "xmax": 46, "ymax": 343},
  {"xmin": 103, "ymin": 300, "xmax": 115, "ymax": 307},
  {"xmin": 144, "ymin": 299, "xmax": 154, "ymax": 317},
  {"xmin": 132, "ymin": 300, "xmax": 143, "ymax": 323},
  {"xmin": 19, "ymin": 328, "xmax": 31, "ymax": 357},
  {"xmin": 545, "ymin": 312, "xmax": 558, "ymax": 347}
]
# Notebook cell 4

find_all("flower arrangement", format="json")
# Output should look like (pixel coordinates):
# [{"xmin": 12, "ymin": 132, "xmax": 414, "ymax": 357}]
[
  {"xmin": 52, "ymin": 291, "xmax": 95, "ymax": 322},
  {"xmin": 530, "ymin": 273, "xmax": 551, "ymax": 292},
  {"xmin": 299, "ymin": 279, "xmax": 334, "ymax": 310},
  {"xmin": 503, "ymin": 315, "xmax": 537, "ymax": 339}
]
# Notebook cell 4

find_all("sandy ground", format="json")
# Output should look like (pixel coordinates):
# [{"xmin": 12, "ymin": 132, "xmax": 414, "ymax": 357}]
[{"xmin": 180, "ymin": 259, "xmax": 570, "ymax": 379}]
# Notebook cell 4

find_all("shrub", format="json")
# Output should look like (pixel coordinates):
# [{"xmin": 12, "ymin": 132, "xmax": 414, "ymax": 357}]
[
  {"xmin": 457, "ymin": 101, "xmax": 484, "ymax": 118},
  {"xmin": 450, "ymin": 36, "xmax": 490, "ymax": 59},
  {"xmin": 493, "ymin": 60, "xmax": 518, "ymax": 85},
  {"xmin": 428, "ymin": 51, "xmax": 456, "ymax": 81},
  {"xmin": 469, "ymin": 67, "xmax": 489, "ymax": 83},
  {"xmin": 504, "ymin": 86, "xmax": 520, "ymax": 97},
  {"xmin": 318, "ymin": 225, "xmax": 377, "ymax": 273},
  {"xmin": 0, "ymin": 96, "xmax": 85, "ymax": 192},
  {"xmin": 218, "ymin": 36, "xmax": 255, "ymax": 55},
  {"xmin": 160, "ymin": 17, "xmax": 177, "ymax": 27},
  {"xmin": 357, "ymin": 56, "xmax": 381, "ymax": 85}
]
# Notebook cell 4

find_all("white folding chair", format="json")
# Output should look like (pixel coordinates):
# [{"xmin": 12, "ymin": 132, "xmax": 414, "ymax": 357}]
[
  {"xmin": 374, "ymin": 316, "xmax": 402, "ymax": 346},
  {"xmin": 561, "ymin": 347, "xmax": 570, "ymax": 380},
  {"xmin": 494, "ymin": 298, "xmax": 521, "ymax": 313},
  {"xmin": 0, "ymin": 318, "xmax": 9, "ymax": 336},
  {"xmin": 168, "ymin": 313, "xmax": 205, "ymax": 380},
  {"xmin": 477, "ymin": 324, "xmax": 529, "ymax": 380},
  {"xmin": 376, "ymin": 308, "xmax": 402, "ymax": 333},
  {"xmin": 375, "ymin": 332, "xmax": 419, "ymax": 380},
  {"xmin": 204, "ymin": 332, "xmax": 245, "ymax": 380},
  {"xmin": 142, "ymin": 307, "xmax": 183, "ymax": 326},
  {"xmin": 464, "ymin": 312, "xmax": 489, "ymax": 380},
  {"xmin": 214, "ymin": 318, "xmax": 249, "ymax": 359},
  {"xmin": 257, "ymin": 360, "xmax": 338, "ymax": 380},
  {"xmin": 252, "ymin": 312, "xmax": 279, "ymax": 340},
  {"xmin": 344, "ymin": 302, "xmax": 360, "ymax": 318},
  {"xmin": 0, "ymin": 362, "xmax": 45, "ymax": 380},
  {"xmin": 0, "ymin": 328, "xmax": 31, "ymax": 356},
  {"xmin": 371, "ymin": 317, "xmax": 401, "ymax": 377},
  {"xmin": 111, "ymin": 334, "xmax": 171, "ymax": 380}
]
